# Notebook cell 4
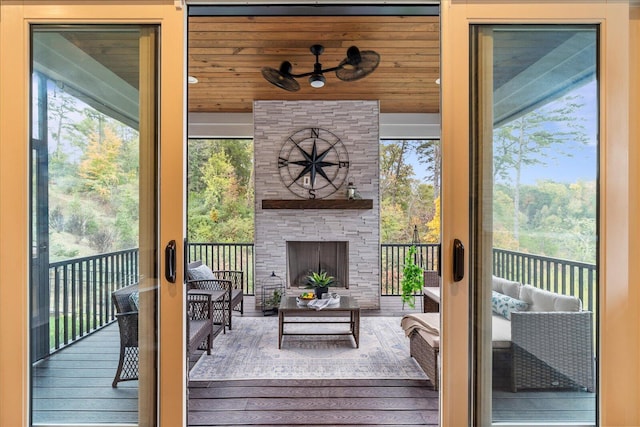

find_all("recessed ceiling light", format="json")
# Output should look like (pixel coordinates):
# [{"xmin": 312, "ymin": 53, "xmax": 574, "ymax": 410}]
[
  {"xmin": 435, "ymin": 78, "xmax": 440, "ymax": 85},
  {"xmin": 188, "ymin": 76, "xmax": 198, "ymax": 84}
]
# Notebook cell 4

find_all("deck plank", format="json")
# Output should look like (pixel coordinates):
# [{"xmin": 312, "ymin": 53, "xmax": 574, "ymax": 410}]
[
  {"xmin": 189, "ymin": 385, "xmax": 437, "ymax": 399},
  {"xmin": 30, "ymin": 296, "xmax": 595, "ymax": 425},
  {"xmin": 188, "ymin": 409, "xmax": 436, "ymax": 426}
]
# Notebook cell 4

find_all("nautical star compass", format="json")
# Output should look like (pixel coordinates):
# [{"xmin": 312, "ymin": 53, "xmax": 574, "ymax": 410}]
[{"xmin": 277, "ymin": 127, "xmax": 350, "ymax": 199}]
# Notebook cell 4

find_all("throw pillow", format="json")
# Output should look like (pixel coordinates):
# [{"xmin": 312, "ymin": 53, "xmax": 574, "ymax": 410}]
[
  {"xmin": 491, "ymin": 291, "xmax": 529, "ymax": 320},
  {"xmin": 188, "ymin": 264, "xmax": 215, "ymax": 281},
  {"xmin": 129, "ymin": 291, "xmax": 140, "ymax": 310}
]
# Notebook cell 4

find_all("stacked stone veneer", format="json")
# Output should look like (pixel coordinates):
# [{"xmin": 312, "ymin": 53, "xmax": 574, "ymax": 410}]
[{"xmin": 253, "ymin": 100, "xmax": 380, "ymax": 309}]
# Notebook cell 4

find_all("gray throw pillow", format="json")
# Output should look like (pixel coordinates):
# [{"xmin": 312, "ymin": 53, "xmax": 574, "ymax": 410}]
[{"xmin": 188, "ymin": 264, "xmax": 215, "ymax": 281}]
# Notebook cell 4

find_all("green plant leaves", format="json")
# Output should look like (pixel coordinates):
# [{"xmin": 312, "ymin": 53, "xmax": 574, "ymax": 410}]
[{"xmin": 401, "ymin": 246, "xmax": 424, "ymax": 308}]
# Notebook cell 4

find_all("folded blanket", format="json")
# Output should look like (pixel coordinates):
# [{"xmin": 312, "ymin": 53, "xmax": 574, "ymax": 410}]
[
  {"xmin": 307, "ymin": 295, "xmax": 340, "ymax": 310},
  {"xmin": 400, "ymin": 313, "xmax": 440, "ymax": 337}
]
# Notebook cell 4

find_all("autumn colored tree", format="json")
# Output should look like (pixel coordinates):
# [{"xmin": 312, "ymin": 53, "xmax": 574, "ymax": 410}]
[
  {"xmin": 78, "ymin": 126, "xmax": 124, "ymax": 202},
  {"xmin": 380, "ymin": 140, "xmax": 440, "ymax": 242}
]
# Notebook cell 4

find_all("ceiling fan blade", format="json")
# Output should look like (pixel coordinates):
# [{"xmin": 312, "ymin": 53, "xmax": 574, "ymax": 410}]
[
  {"xmin": 336, "ymin": 50, "xmax": 380, "ymax": 82},
  {"xmin": 261, "ymin": 65, "xmax": 300, "ymax": 92}
]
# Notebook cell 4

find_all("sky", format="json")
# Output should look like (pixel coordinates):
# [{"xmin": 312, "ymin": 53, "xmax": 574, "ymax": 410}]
[{"xmin": 404, "ymin": 79, "xmax": 598, "ymax": 186}]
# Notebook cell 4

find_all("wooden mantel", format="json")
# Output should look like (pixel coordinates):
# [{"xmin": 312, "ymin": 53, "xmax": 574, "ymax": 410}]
[{"xmin": 261, "ymin": 199, "xmax": 373, "ymax": 210}]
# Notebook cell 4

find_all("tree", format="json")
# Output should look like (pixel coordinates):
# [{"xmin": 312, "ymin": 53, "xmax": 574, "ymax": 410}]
[
  {"xmin": 380, "ymin": 140, "xmax": 440, "ymax": 243},
  {"xmin": 414, "ymin": 139, "xmax": 441, "ymax": 197},
  {"xmin": 78, "ymin": 126, "xmax": 124, "ymax": 202},
  {"xmin": 380, "ymin": 141, "xmax": 415, "ymax": 209},
  {"xmin": 425, "ymin": 196, "xmax": 441, "ymax": 243},
  {"xmin": 188, "ymin": 139, "xmax": 254, "ymax": 243},
  {"xmin": 47, "ymin": 85, "xmax": 81, "ymax": 171},
  {"xmin": 493, "ymin": 94, "xmax": 588, "ymax": 243}
]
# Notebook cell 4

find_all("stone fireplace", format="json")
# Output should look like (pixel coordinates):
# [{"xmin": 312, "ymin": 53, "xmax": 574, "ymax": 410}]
[{"xmin": 253, "ymin": 100, "xmax": 380, "ymax": 309}]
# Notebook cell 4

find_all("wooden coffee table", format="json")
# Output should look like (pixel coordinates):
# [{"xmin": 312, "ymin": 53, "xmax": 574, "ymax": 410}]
[{"xmin": 278, "ymin": 296, "xmax": 360, "ymax": 349}]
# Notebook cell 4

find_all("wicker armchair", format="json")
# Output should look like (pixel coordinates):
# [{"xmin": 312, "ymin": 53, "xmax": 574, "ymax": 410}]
[
  {"xmin": 187, "ymin": 261, "xmax": 244, "ymax": 330},
  {"xmin": 186, "ymin": 290, "xmax": 215, "ymax": 356},
  {"xmin": 511, "ymin": 311, "xmax": 595, "ymax": 392},
  {"xmin": 111, "ymin": 283, "xmax": 216, "ymax": 388},
  {"xmin": 111, "ymin": 284, "xmax": 139, "ymax": 387}
]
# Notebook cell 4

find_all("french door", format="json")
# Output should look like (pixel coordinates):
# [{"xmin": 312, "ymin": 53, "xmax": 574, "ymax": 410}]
[
  {"xmin": 0, "ymin": 3, "xmax": 185, "ymax": 426},
  {"xmin": 441, "ymin": 1, "xmax": 635, "ymax": 426}
]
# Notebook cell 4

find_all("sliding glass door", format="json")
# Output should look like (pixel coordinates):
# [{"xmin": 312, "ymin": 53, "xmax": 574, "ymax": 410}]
[
  {"xmin": 0, "ymin": 2, "xmax": 185, "ymax": 426},
  {"xmin": 440, "ymin": 2, "xmax": 635, "ymax": 426},
  {"xmin": 470, "ymin": 25, "xmax": 598, "ymax": 425}
]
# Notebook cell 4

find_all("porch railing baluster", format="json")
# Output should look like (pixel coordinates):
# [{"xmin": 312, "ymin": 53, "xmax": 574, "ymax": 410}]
[
  {"xmin": 46, "ymin": 249, "xmax": 139, "ymax": 359},
  {"xmin": 42, "ymin": 244, "xmax": 595, "ymax": 363}
]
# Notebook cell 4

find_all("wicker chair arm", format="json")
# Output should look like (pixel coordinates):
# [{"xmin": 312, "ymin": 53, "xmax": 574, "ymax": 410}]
[
  {"xmin": 187, "ymin": 291, "xmax": 214, "ymax": 319},
  {"xmin": 115, "ymin": 311, "xmax": 139, "ymax": 347},
  {"xmin": 511, "ymin": 310, "xmax": 594, "ymax": 392}
]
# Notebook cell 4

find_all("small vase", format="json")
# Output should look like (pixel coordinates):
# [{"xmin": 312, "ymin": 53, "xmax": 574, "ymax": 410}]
[{"xmin": 315, "ymin": 287, "xmax": 329, "ymax": 299}]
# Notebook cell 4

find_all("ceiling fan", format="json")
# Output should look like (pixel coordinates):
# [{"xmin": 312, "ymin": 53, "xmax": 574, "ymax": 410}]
[{"xmin": 261, "ymin": 44, "xmax": 380, "ymax": 92}]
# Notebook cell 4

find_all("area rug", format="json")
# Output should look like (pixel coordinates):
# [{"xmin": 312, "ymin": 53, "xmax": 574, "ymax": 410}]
[{"xmin": 189, "ymin": 316, "xmax": 428, "ymax": 381}]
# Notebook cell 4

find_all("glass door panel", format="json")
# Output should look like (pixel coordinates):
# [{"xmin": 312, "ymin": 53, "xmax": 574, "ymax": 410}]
[
  {"xmin": 470, "ymin": 25, "xmax": 598, "ymax": 426},
  {"xmin": 30, "ymin": 25, "xmax": 158, "ymax": 426}
]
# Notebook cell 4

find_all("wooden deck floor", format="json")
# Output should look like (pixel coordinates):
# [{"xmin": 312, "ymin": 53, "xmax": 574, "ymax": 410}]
[
  {"xmin": 188, "ymin": 379, "xmax": 438, "ymax": 426},
  {"xmin": 31, "ymin": 295, "xmax": 596, "ymax": 425},
  {"xmin": 32, "ymin": 320, "xmax": 139, "ymax": 424}
]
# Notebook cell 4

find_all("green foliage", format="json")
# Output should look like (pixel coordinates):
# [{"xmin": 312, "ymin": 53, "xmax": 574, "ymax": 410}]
[
  {"xmin": 425, "ymin": 197, "xmax": 440, "ymax": 243},
  {"xmin": 305, "ymin": 270, "xmax": 335, "ymax": 288},
  {"xmin": 493, "ymin": 93, "xmax": 589, "ymax": 242},
  {"xmin": 89, "ymin": 227, "xmax": 116, "ymax": 252},
  {"xmin": 380, "ymin": 201, "xmax": 407, "ymax": 242},
  {"xmin": 401, "ymin": 246, "xmax": 424, "ymax": 308},
  {"xmin": 264, "ymin": 288, "xmax": 282, "ymax": 308},
  {"xmin": 380, "ymin": 140, "xmax": 440, "ymax": 243},
  {"xmin": 45, "ymin": 85, "xmax": 141, "ymax": 261},
  {"xmin": 493, "ymin": 180, "xmax": 596, "ymax": 263},
  {"xmin": 78, "ymin": 126, "xmax": 124, "ymax": 202},
  {"xmin": 187, "ymin": 139, "xmax": 254, "ymax": 243}
]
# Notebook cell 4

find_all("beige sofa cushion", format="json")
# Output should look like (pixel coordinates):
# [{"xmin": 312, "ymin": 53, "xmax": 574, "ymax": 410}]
[
  {"xmin": 519, "ymin": 284, "xmax": 582, "ymax": 312},
  {"xmin": 491, "ymin": 315, "xmax": 512, "ymax": 349},
  {"xmin": 402, "ymin": 312, "xmax": 511, "ymax": 349},
  {"xmin": 492, "ymin": 275, "xmax": 522, "ymax": 299}
]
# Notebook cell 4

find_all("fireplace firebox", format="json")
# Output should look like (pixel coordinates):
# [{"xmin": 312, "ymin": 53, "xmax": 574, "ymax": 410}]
[{"xmin": 286, "ymin": 241, "xmax": 348, "ymax": 288}]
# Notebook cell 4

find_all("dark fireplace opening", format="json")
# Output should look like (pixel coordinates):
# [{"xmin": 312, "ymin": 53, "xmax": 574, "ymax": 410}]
[{"xmin": 286, "ymin": 241, "xmax": 348, "ymax": 288}]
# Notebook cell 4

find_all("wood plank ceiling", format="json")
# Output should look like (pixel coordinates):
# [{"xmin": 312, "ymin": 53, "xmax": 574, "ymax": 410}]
[{"xmin": 187, "ymin": 15, "xmax": 440, "ymax": 115}]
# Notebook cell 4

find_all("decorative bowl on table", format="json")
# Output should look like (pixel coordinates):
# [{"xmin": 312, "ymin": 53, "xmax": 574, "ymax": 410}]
[{"xmin": 296, "ymin": 292, "xmax": 316, "ymax": 306}]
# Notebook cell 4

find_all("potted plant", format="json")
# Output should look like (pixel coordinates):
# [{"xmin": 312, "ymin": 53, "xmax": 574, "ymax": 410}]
[
  {"xmin": 401, "ymin": 246, "xmax": 424, "ymax": 309},
  {"xmin": 305, "ymin": 270, "xmax": 335, "ymax": 299}
]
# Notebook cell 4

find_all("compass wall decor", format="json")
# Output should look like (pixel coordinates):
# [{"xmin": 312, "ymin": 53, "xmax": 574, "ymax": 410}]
[{"xmin": 277, "ymin": 127, "xmax": 350, "ymax": 199}]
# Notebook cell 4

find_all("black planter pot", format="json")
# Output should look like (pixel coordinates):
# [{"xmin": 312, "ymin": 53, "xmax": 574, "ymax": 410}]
[{"xmin": 315, "ymin": 286, "xmax": 329, "ymax": 299}]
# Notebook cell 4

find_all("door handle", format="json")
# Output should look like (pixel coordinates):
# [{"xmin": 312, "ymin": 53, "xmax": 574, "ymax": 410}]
[
  {"xmin": 453, "ymin": 239, "xmax": 464, "ymax": 282},
  {"xmin": 165, "ymin": 240, "xmax": 177, "ymax": 283}
]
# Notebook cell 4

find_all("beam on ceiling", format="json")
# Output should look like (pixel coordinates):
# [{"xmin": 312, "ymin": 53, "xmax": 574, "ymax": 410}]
[{"xmin": 188, "ymin": 112, "xmax": 440, "ymax": 139}]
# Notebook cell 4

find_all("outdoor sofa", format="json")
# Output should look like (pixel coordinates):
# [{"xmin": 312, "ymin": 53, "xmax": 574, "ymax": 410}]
[{"xmin": 401, "ymin": 275, "xmax": 595, "ymax": 392}]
